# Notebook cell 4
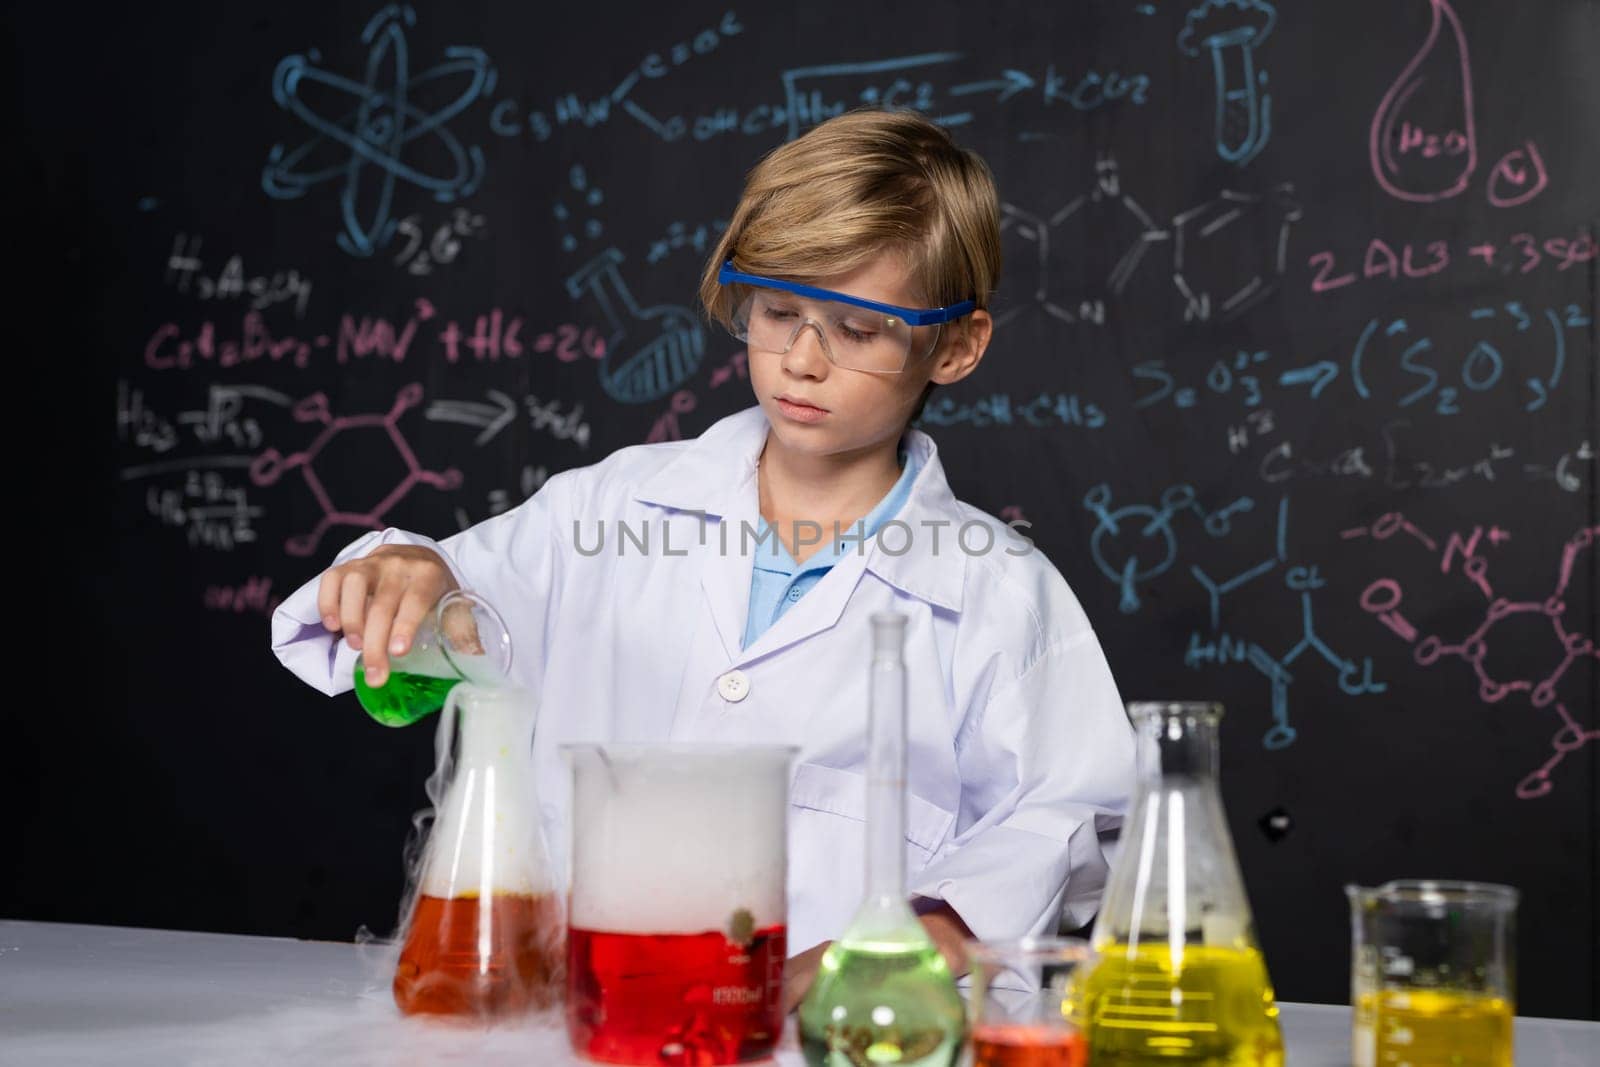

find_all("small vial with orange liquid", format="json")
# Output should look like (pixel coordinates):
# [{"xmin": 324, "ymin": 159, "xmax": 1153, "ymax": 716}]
[
  {"xmin": 391, "ymin": 682, "xmax": 564, "ymax": 1020},
  {"xmin": 965, "ymin": 937, "xmax": 1091, "ymax": 1067}
]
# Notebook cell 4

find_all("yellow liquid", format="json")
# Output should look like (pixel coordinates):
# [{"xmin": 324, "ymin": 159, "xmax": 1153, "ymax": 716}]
[
  {"xmin": 1083, "ymin": 944, "xmax": 1284, "ymax": 1066},
  {"xmin": 1354, "ymin": 989, "xmax": 1512, "ymax": 1067}
]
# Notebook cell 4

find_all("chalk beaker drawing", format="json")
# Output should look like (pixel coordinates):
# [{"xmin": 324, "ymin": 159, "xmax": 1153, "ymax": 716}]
[
  {"xmin": 392, "ymin": 682, "xmax": 563, "ymax": 1020},
  {"xmin": 353, "ymin": 589, "xmax": 512, "ymax": 726},
  {"xmin": 1084, "ymin": 702, "xmax": 1284, "ymax": 1066},
  {"xmin": 565, "ymin": 248, "xmax": 705, "ymax": 404},
  {"xmin": 1179, "ymin": 0, "xmax": 1277, "ymax": 167},
  {"xmin": 1369, "ymin": 0, "xmax": 1478, "ymax": 203}
]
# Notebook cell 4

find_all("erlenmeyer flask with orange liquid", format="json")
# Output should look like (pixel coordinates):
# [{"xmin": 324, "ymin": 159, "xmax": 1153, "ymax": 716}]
[
  {"xmin": 391, "ymin": 681, "xmax": 565, "ymax": 1019},
  {"xmin": 1082, "ymin": 701, "xmax": 1284, "ymax": 1066}
]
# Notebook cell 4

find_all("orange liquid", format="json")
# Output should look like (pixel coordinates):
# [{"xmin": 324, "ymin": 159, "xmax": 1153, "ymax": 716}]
[
  {"xmin": 393, "ymin": 891, "xmax": 564, "ymax": 1018},
  {"xmin": 971, "ymin": 1023, "xmax": 1088, "ymax": 1067}
]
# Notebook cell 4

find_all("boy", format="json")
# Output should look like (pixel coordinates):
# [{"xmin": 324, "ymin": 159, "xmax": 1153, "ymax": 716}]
[{"xmin": 271, "ymin": 108, "xmax": 1135, "ymax": 1010}]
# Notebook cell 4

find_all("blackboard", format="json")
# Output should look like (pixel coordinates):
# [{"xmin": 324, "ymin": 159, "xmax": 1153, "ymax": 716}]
[{"xmin": 13, "ymin": 0, "xmax": 1598, "ymax": 1019}]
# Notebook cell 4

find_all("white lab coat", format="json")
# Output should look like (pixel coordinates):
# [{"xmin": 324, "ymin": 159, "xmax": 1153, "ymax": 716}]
[{"xmin": 271, "ymin": 405, "xmax": 1135, "ymax": 953}]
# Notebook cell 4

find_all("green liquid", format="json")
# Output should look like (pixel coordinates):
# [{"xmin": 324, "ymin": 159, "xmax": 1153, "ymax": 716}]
[
  {"xmin": 352, "ymin": 665, "xmax": 460, "ymax": 727},
  {"xmin": 798, "ymin": 942, "xmax": 965, "ymax": 1067}
]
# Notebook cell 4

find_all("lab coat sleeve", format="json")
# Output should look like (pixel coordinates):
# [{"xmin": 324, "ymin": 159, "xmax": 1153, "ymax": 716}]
[
  {"xmin": 906, "ymin": 630, "xmax": 1135, "ymax": 941},
  {"xmin": 269, "ymin": 471, "xmax": 574, "ymax": 697}
]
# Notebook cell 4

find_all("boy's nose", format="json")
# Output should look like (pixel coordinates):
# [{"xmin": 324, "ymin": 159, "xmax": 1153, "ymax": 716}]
[{"xmin": 780, "ymin": 322, "xmax": 831, "ymax": 378}]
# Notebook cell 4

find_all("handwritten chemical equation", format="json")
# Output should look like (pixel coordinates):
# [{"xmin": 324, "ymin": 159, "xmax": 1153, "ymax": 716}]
[
  {"xmin": 202, "ymin": 577, "xmax": 281, "ymax": 618},
  {"xmin": 1271, "ymin": 304, "xmax": 1588, "ymax": 416},
  {"xmin": 426, "ymin": 391, "xmax": 593, "ymax": 449},
  {"xmin": 144, "ymin": 469, "xmax": 262, "ymax": 552},
  {"xmin": 1347, "ymin": 515, "xmax": 1600, "ymax": 799},
  {"xmin": 392, "ymin": 209, "xmax": 487, "ymax": 275},
  {"xmin": 143, "ymin": 303, "xmax": 606, "ymax": 371},
  {"xmin": 1307, "ymin": 229, "xmax": 1598, "ymax": 294},
  {"xmin": 118, "ymin": 381, "xmax": 286, "ymax": 456},
  {"xmin": 166, "ymin": 235, "xmax": 314, "ymax": 319},
  {"xmin": 916, "ymin": 392, "xmax": 1109, "ymax": 431}
]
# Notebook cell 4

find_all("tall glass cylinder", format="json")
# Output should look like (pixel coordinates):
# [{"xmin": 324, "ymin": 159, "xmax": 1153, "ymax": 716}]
[
  {"xmin": 798, "ymin": 612, "xmax": 965, "ymax": 1067},
  {"xmin": 1083, "ymin": 701, "xmax": 1284, "ymax": 1066}
]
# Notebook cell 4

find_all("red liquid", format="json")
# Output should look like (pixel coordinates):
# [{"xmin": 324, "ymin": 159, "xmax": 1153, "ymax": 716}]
[
  {"xmin": 567, "ymin": 924, "xmax": 786, "ymax": 1065},
  {"xmin": 971, "ymin": 1023, "xmax": 1087, "ymax": 1067},
  {"xmin": 393, "ymin": 892, "xmax": 564, "ymax": 1018}
]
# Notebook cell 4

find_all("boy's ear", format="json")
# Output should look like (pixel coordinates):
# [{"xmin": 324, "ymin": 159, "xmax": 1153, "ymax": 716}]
[{"xmin": 929, "ymin": 310, "xmax": 992, "ymax": 387}]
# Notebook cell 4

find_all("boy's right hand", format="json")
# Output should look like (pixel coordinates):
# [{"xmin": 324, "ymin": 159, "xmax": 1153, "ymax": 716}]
[{"xmin": 317, "ymin": 545, "xmax": 459, "ymax": 688}]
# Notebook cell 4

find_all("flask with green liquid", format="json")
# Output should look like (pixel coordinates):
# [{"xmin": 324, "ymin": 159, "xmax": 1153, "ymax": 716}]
[
  {"xmin": 353, "ymin": 589, "xmax": 513, "ymax": 727},
  {"xmin": 1083, "ymin": 701, "xmax": 1284, "ymax": 1066},
  {"xmin": 797, "ymin": 612, "xmax": 965, "ymax": 1067}
]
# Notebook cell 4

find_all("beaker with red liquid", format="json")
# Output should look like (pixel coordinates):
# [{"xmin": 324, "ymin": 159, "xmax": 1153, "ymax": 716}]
[
  {"xmin": 563, "ymin": 744, "xmax": 797, "ymax": 1065},
  {"xmin": 392, "ymin": 683, "xmax": 565, "ymax": 1020}
]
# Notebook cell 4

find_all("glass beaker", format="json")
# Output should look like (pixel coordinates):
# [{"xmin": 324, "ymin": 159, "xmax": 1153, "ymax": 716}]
[
  {"xmin": 798, "ymin": 613, "xmax": 965, "ymax": 1067},
  {"xmin": 353, "ymin": 588, "xmax": 512, "ymax": 727},
  {"xmin": 966, "ymin": 937, "xmax": 1092, "ymax": 1067},
  {"xmin": 1345, "ymin": 880, "xmax": 1517, "ymax": 1067},
  {"xmin": 563, "ymin": 743, "xmax": 797, "ymax": 1065},
  {"xmin": 392, "ymin": 682, "xmax": 564, "ymax": 1019},
  {"xmin": 1083, "ymin": 701, "xmax": 1284, "ymax": 1066}
]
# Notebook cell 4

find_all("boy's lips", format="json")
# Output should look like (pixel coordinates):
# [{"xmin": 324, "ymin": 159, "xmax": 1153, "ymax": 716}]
[{"xmin": 775, "ymin": 396, "xmax": 828, "ymax": 423}]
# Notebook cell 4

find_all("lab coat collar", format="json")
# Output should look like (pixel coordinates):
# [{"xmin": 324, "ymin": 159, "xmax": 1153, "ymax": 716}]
[{"xmin": 634, "ymin": 406, "xmax": 967, "ymax": 618}]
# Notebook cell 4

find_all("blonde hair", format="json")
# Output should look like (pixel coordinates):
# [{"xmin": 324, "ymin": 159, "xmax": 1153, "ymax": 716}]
[{"xmin": 699, "ymin": 108, "xmax": 1002, "ymax": 332}]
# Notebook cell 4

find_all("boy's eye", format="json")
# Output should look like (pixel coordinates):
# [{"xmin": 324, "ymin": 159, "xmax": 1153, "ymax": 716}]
[{"xmin": 832, "ymin": 316, "xmax": 881, "ymax": 343}]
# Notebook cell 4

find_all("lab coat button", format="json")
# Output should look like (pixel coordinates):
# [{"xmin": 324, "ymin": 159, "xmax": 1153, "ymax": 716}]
[{"xmin": 716, "ymin": 669, "xmax": 750, "ymax": 702}]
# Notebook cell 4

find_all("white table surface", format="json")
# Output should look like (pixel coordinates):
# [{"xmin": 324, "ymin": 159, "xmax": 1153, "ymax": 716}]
[{"xmin": 2, "ymin": 921, "xmax": 1596, "ymax": 1065}]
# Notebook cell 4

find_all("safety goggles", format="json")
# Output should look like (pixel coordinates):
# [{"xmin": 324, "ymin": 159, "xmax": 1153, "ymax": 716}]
[{"xmin": 718, "ymin": 261, "xmax": 976, "ymax": 374}]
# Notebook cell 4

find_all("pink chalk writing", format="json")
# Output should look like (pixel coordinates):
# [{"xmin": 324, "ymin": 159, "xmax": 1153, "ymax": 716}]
[
  {"xmin": 1347, "ymin": 514, "xmax": 1599, "ymax": 798},
  {"xmin": 203, "ymin": 577, "xmax": 280, "ymax": 617},
  {"xmin": 1486, "ymin": 141, "xmax": 1549, "ymax": 208},
  {"xmin": 1370, "ymin": 0, "xmax": 1477, "ymax": 203},
  {"xmin": 249, "ymin": 385, "xmax": 462, "ymax": 557}
]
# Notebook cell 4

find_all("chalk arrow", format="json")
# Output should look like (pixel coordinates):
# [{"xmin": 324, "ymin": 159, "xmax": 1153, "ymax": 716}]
[
  {"xmin": 949, "ymin": 70, "xmax": 1035, "ymax": 103},
  {"xmin": 426, "ymin": 390, "xmax": 518, "ymax": 446}
]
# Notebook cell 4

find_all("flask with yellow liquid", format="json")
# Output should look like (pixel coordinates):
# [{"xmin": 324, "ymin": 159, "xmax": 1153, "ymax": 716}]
[{"xmin": 1082, "ymin": 701, "xmax": 1284, "ymax": 1066}]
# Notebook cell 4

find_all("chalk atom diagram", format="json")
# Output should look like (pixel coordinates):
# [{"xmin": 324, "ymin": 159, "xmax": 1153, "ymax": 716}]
[
  {"xmin": 262, "ymin": 5, "xmax": 497, "ymax": 256},
  {"xmin": 250, "ymin": 384, "xmax": 462, "ymax": 557}
]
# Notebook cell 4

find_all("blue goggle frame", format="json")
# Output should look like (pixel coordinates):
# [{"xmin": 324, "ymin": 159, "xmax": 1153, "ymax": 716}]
[{"xmin": 717, "ymin": 261, "xmax": 976, "ymax": 326}]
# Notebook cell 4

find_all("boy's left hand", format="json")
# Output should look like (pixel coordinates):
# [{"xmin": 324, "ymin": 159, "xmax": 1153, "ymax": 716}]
[{"xmin": 781, "ymin": 903, "xmax": 974, "ymax": 1014}]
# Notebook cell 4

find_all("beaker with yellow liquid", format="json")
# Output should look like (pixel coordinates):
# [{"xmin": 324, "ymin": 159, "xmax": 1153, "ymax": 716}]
[
  {"xmin": 1083, "ymin": 701, "xmax": 1284, "ymax": 1066},
  {"xmin": 1345, "ymin": 879, "xmax": 1517, "ymax": 1067}
]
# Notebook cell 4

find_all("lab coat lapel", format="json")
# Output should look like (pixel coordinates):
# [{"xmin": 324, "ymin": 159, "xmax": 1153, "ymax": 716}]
[
  {"xmin": 700, "ymin": 470, "xmax": 760, "ymax": 663},
  {"xmin": 737, "ymin": 547, "xmax": 871, "ymax": 663}
]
